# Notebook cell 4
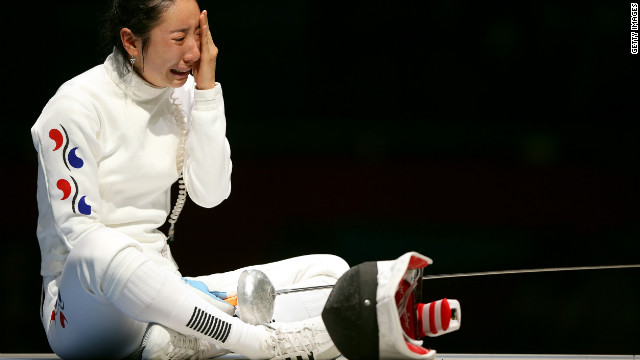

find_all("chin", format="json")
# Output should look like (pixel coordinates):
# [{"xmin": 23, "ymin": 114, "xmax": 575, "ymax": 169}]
[{"xmin": 168, "ymin": 78, "xmax": 189, "ymax": 88}]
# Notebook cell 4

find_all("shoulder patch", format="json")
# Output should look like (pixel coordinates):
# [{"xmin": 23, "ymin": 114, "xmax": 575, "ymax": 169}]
[{"xmin": 48, "ymin": 125, "xmax": 92, "ymax": 216}]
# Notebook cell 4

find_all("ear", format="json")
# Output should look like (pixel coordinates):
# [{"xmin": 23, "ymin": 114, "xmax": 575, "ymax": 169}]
[{"xmin": 120, "ymin": 28, "xmax": 140, "ymax": 58}]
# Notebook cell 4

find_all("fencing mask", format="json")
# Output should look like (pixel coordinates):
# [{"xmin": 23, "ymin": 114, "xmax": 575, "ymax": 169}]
[{"xmin": 322, "ymin": 251, "xmax": 461, "ymax": 359}]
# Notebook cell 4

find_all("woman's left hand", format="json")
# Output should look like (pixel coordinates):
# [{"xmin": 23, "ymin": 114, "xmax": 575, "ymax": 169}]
[{"xmin": 193, "ymin": 10, "xmax": 217, "ymax": 90}]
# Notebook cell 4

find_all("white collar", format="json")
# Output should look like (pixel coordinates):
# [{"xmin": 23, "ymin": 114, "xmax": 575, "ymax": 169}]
[{"xmin": 104, "ymin": 50, "xmax": 172, "ymax": 103}]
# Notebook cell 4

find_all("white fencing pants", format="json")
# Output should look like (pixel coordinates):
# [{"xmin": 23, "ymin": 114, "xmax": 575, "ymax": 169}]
[{"xmin": 41, "ymin": 232, "xmax": 349, "ymax": 359}]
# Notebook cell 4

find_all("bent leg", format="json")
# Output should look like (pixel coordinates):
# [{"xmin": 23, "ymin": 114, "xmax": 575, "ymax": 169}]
[
  {"xmin": 192, "ymin": 255, "xmax": 349, "ymax": 290},
  {"xmin": 191, "ymin": 254, "xmax": 350, "ymax": 322},
  {"xmin": 44, "ymin": 230, "xmax": 148, "ymax": 359},
  {"xmin": 45, "ymin": 227, "xmax": 272, "ymax": 359}
]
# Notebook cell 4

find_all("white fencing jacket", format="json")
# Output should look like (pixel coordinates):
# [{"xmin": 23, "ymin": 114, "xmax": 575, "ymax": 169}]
[{"xmin": 31, "ymin": 52, "xmax": 232, "ymax": 278}]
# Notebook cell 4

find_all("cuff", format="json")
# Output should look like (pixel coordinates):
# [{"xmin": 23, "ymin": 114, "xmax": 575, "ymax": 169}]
[{"xmin": 194, "ymin": 82, "xmax": 222, "ymax": 111}]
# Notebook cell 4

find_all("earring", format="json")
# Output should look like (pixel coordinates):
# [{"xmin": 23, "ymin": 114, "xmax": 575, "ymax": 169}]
[{"xmin": 130, "ymin": 57, "xmax": 136, "ymax": 66}]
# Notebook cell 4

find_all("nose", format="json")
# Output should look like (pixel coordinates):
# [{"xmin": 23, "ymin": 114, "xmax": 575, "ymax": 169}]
[{"xmin": 184, "ymin": 36, "xmax": 201, "ymax": 64}]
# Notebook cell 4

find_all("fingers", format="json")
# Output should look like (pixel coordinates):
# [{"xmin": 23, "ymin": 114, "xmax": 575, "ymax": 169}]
[
  {"xmin": 199, "ymin": 10, "xmax": 206, "ymax": 36},
  {"xmin": 199, "ymin": 10, "xmax": 216, "ymax": 56},
  {"xmin": 202, "ymin": 10, "xmax": 209, "ymax": 30},
  {"xmin": 194, "ymin": 9, "xmax": 217, "ymax": 89},
  {"xmin": 200, "ymin": 10, "xmax": 212, "ymax": 45}
]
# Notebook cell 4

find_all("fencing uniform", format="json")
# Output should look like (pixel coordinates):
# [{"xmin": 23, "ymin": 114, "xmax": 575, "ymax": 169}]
[{"xmin": 32, "ymin": 52, "xmax": 348, "ymax": 359}]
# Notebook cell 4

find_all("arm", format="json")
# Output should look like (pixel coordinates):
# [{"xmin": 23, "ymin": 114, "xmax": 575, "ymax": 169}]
[
  {"xmin": 183, "ymin": 85, "xmax": 232, "ymax": 208},
  {"xmin": 182, "ymin": 9, "xmax": 232, "ymax": 208},
  {"xmin": 32, "ymin": 91, "xmax": 135, "ymax": 249}
]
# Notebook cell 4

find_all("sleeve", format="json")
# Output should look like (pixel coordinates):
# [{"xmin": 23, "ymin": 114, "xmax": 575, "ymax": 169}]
[
  {"xmin": 182, "ymin": 82, "xmax": 232, "ymax": 208},
  {"xmin": 32, "ymin": 91, "xmax": 134, "ymax": 248}
]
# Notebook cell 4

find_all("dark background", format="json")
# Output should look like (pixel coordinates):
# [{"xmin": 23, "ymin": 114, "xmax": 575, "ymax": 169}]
[{"xmin": 2, "ymin": 0, "xmax": 638, "ymax": 355}]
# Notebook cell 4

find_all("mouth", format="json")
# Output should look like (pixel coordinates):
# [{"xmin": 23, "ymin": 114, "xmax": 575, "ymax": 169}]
[{"xmin": 170, "ymin": 68, "xmax": 191, "ymax": 78}]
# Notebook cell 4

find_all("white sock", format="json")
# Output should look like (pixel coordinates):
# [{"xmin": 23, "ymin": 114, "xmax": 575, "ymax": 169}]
[{"xmin": 103, "ymin": 247, "xmax": 271, "ymax": 359}]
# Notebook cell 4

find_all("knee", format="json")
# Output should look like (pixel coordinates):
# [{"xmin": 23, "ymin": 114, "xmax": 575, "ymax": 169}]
[
  {"xmin": 310, "ymin": 254, "xmax": 350, "ymax": 279},
  {"xmin": 327, "ymin": 254, "xmax": 350, "ymax": 278},
  {"xmin": 64, "ymin": 227, "xmax": 142, "ymax": 296}
]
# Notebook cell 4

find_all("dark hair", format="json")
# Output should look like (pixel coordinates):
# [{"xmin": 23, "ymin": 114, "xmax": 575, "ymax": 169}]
[{"xmin": 101, "ymin": 0, "xmax": 177, "ymax": 68}]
